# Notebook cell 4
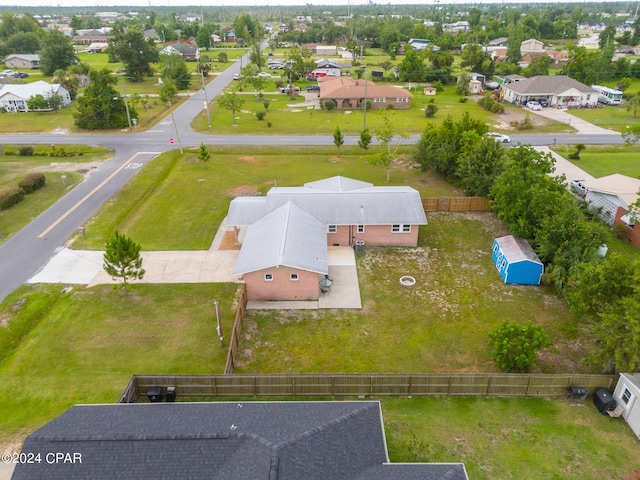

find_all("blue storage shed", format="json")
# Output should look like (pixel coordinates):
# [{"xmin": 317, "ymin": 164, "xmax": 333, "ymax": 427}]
[{"xmin": 491, "ymin": 235, "xmax": 543, "ymax": 285}]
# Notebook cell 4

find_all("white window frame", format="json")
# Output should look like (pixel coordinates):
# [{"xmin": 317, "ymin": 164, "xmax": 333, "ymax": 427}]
[
  {"xmin": 290, "ymin": 273, "xmax": 299, "ymax": 281},
  {"xmin": 264, "ymin": 273, "xmax": 273, "ymax": 282},
  {"xmin": 622, "ymin": 387, "xmax": 633, "ymax": 405},
  {"xmin": 327, "ymin": 225, "xmax": 337, "ymax": 233},
  {"xmin": 357, "ymin": 225, "xmax": 365, "ymax": 233},
  {"xmin": 374, "ymin": 97, "xmax": 386, "ymax": 103},
  {"xmin": 397, "ymin": 97, "xmax": 409, "ymax": 103},
  {"xmin": 391, "ymin": 224, "xmax": 411, "ymax": 233}
]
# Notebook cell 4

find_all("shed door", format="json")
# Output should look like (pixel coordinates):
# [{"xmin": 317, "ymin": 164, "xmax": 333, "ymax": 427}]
[{"xmin": 627, "ymin": 403, "xmax": 640, "ymax": 439}]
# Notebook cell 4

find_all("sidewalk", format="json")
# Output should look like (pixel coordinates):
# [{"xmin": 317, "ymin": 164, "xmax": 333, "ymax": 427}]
[{"xmin": 535, "ymin": 146, "xmax": 595, "ymax": 183}]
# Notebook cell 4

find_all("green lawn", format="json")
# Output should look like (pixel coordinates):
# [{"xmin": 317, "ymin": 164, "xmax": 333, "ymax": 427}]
[
  {"xmin": 71, "ymin": 145, "xmax": 455, "ymax": 251},
  {"xmin": 552, "ymin": 144, "xmax": 640, "ymax": 178},
  {"xmin": 0, "ymin": 282, "xmax": 238, "ymax": 447},
  {"xmin": 567, "ymin": 104, "xmax": 640, "ymax": 132},
  {"xmin": 0, "ymin": 146, "xmax": 112, "ymax": 243}
]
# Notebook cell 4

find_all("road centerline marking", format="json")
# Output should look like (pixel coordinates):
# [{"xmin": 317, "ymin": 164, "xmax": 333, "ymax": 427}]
[{"xmin": 37, "ymin": 152, "xmax": 145, "ymax": 239}]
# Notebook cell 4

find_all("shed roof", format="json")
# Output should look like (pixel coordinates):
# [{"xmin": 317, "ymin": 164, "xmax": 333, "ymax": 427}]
[
  {"xmin": 583, "ymin": 174, "xmax": 640, "ymax": 207},
  {"xmin": 503, "ymin": 75, "xmax": 596, "ymax": 95},
  {"xmin": 495, "ymin": 235, "xmax": 542, "ymax": 264},
  {"xmin": 233, "ymin": 202, "xmax": 328, "ymax": 275}
]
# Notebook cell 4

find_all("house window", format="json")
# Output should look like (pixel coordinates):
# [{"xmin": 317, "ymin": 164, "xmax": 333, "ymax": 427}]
[
  {"xmin": 290, "ymin": 273, "xmax": 299, "ymax": 281},
  {"xmin": 391, "ymin": 224, "xmax": 411, "ymax": 233},
  {"xmin": 357, "ymin": 225, "xmax": 365, "ymax": 233},
  {"xmin": 327, "ymin": 225, "xmax": 337, "ymax": 233},
  {"xmin": 264, "ymin": 274, "xmax": 273, "ymax": 281},
  {"xmin": 374, "ymin": 97, "xmax": 386, "ymax": 103},
  {"xmin": 397, "ymin": 97, "xmax": 409, "ymax": 102},
  {"xmin": 622, "ymin": 388, "xmax": 633, "ymax": 405}
]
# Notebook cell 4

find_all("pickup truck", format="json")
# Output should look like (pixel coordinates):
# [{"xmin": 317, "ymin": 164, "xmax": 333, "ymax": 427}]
[
  {"xmin": 1, "ymin": 70, "xmax": 17, "ymax": 77},
  {"xmin": 279, "ymin": 85, "xmax": 300, "ymax": 94}
]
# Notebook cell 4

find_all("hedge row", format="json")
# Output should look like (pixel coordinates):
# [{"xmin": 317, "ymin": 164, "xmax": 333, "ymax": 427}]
[
  {"xmin": 3, "ymin": 145, "xmax": 84, "ymax": 157},
  {"xmin": 0, "ymin": 173, "xmax": 46, "ymax": 211},
  {"xmin": 0, "ymin": 187, "xmax": 24, "ymax": 210},
  {"xmin": 19, "ymin": 173, "xmax": 46, "ymax": 194}
]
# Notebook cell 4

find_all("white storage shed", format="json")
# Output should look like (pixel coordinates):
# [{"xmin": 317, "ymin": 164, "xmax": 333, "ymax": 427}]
[{"xmin": 613, "ymin": 373, "xmax": 640, "ymax": 439}]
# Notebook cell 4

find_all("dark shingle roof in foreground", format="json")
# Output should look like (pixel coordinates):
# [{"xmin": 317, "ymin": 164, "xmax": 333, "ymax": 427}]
[{"xmin": 13, "ymin": 401, "xmax": 468, "ymax": 480}]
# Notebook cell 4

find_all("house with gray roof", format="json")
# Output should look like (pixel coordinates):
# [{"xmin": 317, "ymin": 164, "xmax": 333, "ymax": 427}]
[
  {"xmin": 501, "ymin": 75, "xmax": 598, "ymax": 108},
  {"xmin": 3, "ymin": 54, "xmax": 40, "ymax": 69},
  {"xmin": 227, "ymin": 176, "xmax": 427, "ymax": 301},
  {"xmin": 0, "ymin": 81, "xmax": 70, "ymax": 112},
  {"xmin": 12, "ymin": 401, "xmax": 468, "ymax": 480}
]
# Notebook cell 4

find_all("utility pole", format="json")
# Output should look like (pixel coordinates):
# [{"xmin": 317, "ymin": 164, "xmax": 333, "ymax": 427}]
[
  {"xmin": 168, "ymin": 100, "xmax": 184, "ymax": 153},
  {"xmin": 202, "ymin": 70, "xmax": 212, "ymax": 132},
  {"xmin": 363, "ymin": 66, "xmax": 368, "ymax": 129},
  {"xmin": 121, "ymin": 72, "xmax": 132, "ymax": 132}
]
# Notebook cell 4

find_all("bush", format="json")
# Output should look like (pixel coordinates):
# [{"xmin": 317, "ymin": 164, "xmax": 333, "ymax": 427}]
[
  {"xmin": 18, "ymin": 145, "xmax": 34, "ymax": 156},
  {"xmin": 432, "ymin": 81, "xmax": 444, "ymax": 92},
  {"xmin": 18, "ymin": 173, "xmax": 46, "ymax": 194},
  {"xmin": 489, "ymin": 320, "xmax": 550, "ymax": 373},
  {"xmin": 0, "ymin": 187, "xmax": 25, "ymax": 210},
  {"xmin": 267, "ymin": 121, "xmax": 272, "ymax": 128},
  {"xmin": 324, "ymin": 100, "xmax": 335, "ymax": 111},
  {"xmin": 255, "ymin": 110, "xmax": 267, "ymax": 121},
  {"xmin": 478, "ymin": 95, "xmax": 505, "ymax": 114},
  {"xmin": 510, "ymin": 116, "xmax": 533, "ymax": 130},
  {"xmin": 425, "ymin": 103, "xmax": 439, "ymax": 118},
  {"xmin": 458, "ymin": 97, "xmax": 468, "ymax": 103},
  {"xmin": 386, "ymin": 104, "xmax": 395, "ymax": 110}
]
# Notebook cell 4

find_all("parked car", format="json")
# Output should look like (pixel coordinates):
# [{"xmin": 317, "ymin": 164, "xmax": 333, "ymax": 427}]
[
  {"xmin": 526, "ymin": 101, "xmax": 542, "ymax": 111},
  {"xmin": 570, "ymin": 180, "xmax": 587, "ymax": 197},
  {"xmin": 486, "ymin": 132, "xmax": 511, "ymax": 143},
  {"xmin": 279, "ymin": 85, "xmax": 300, "ymax": 94},
  {"xmin": 306, "ymin": 75, "xmax": 317, "ymax": 81},
  {"xmin": 1, "ymin": 70, "xmax": 17, "ymax": 77},
  {"xmin": 305, "ymin": 85, "xmax": 320, "ymax": 92},
  {"xmin": 257, "ymin": 72, "xmax": 272, "ymax": 78},
  {"xmin": 15, "ymin": 72, "xmax": 28, "ymax": 78},
  {"xmin": 233, "ymin": 73, "xmax": 241, "ymax": 80}
]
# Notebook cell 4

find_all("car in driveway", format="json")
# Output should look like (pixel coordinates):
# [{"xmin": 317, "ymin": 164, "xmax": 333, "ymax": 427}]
[
  {"xmin": 15, "ymin": 72, "xmax": 29, "ymax": 78},
  {"xmin": 305, "ymin": 85, "xmax": 320, "ymax": 92},
  {"xmin": 526, "ymin": 101, "xmax": 542, "ymax": 111},
  {"xmin": 257, "ymin": 72, "xmax": 272, "ymax": 78},
  {"xmin": 486, "ymin": 132, "xmax": 511, "ymax": 143},
  {"xmin": 279, "ymin": 85, "xmax": 300, "ymax": 94}
]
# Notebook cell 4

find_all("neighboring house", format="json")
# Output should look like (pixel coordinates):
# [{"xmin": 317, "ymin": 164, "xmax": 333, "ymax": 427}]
[
  {"xmin": 0, "ymin": 81, "xmax": 71, "ymax": 112},
  {"xmin": 633, "ymin": 44, "xmax": 640, "ymax": 56},
  {"xmin": 577, "ymin": 35, "xmax": 600, "ymax": 49},
  {"xmin": 443, "ymin": 20, "xmax": 469, "ymax": 33},
  {"xmin": 491, "ymin": 235, "xmax": 543, "ymax": 286},
  {"xmin": 424, "ymin": 86, "xmax": 437, "ymax": 95},
  {"xmin": 319, "ymin": 76, "xmax": 413, "ymax": 110},
  {"xmin": 13, "ymin": 402, "xmax": 469, "ymax": 480},
  {"xmin": 613, "ymin": 373, "xmax": 640, "ymax": 439},
  {"xmin": 160, "ymin": 42, "xmax": 199, "ymax": 59},
  {"xmin": 72, "ymin": 28, "xmax": 110, "ymax": 45},
  {"xmin": 501, "ymin": 75, "xmax": 598, "ymax": 108},
  {"xmin": 227, "ymin": 176, "xmax": 427, "ymax": 301},
  {"xmin": 4, "ymin": 54, "xmax": 40, "ymax": 69},
  {"xmin": 407, "ymin": 38, "xmax": 431, "ymax": 50},
  {"xmin": 520, "ymin": 38, "xmax": 545, "ymax": 53},
  {"xmin": 488, "ymin": 37, "xmax": 508, "ymax": 47},
  {"xmin": 86, "ymin": 42, "xmax": 107, "ymax": 53},
  {"xmin": 315, "ymin": 58, "xmax": 350, "ymax": 76},
  {"xmin": 315, "ymin": 45, "xmax": 337, "ymax": 56},
  {"xmin": 490, "ymin": 47, "xmax": 508, "ymax": 62},
  {"xmin": 144, "ymin": 28, "xmax": 160, "ymax": 41}
]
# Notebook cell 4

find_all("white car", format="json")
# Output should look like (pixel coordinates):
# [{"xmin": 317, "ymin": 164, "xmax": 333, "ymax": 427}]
[
  {"xmin": 486, "ymin": 132, "xmax": 511, "ymax": 143},
  {"xmin": 257, "ymin": 72, "xmax": 272, "ymax": 78},
  {"xmin": 1, "ymin": 70, "xmax": 17, "ymax": 77},
  {"xmin": 526, "ymin": 101, "xmax": 542, "ymax": 111},
  {"xmin": 233, "ymin": 73, "xmax": 241, "ymax": 80}
]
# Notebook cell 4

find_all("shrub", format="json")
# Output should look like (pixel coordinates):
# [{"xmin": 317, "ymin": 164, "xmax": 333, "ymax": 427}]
[
  {"xmin": 432, "ymin": 81, "xmax": 444, "ymax": 92},
  {"xmin": 386, "ymin": 104, "xmax": 395, "ymax": 110},
  {"xmin": 489, "ymin": 320, "xmax": 550, "ymax": 373},
  {"xmin": 425, "ymin": 103, "xmax": 439, "ymax": 118},
  {"xmin": 263, "ymin": 99, "xmax": 271, "ymax": 110},
  {"xmin": 18, "ymin": 173, "xmax": 46, "ymax": 194},
  {"xmin": 0, "ymin": 187, "xmax": 25, "ymax": 210},
  {"xmin": 458, "ymin": 97, "xmax": 468, "ymax": 103},
  {"xmin": 18, "ymin": 145, "xmax": 34, "ymax": 156},
  {"xmin": 478, "ymin": 95, "xmax": 505, "ymax": 114},
  {"xmin": 324, "ymin": 100, "xmax": 335, "ymax": 111},
  {"xmin": 255, "ymin": 110, "xmax": 267, "ymax": 121},
  {"xmin": 267, "ymin": 121, "xmax": 272, "ymax": 128},
  {"xmin": 510, "ymin": 116, "xmax": 533, "ymax": 130}
]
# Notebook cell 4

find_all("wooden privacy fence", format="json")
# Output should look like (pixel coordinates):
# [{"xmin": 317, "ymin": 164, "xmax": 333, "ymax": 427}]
[
  {"xmin": 119, "ymin": 373, "xmax": 616, "ymax": 403},
  {"xmin": 224, "ymin": 284, "xmax": 248, "ymax": 375},
  {"xmin": 422, "ymin": 197, "xmax": 490, "ymax": 212}
]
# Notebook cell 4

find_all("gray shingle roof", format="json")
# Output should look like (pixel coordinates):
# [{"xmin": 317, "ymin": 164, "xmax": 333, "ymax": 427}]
[
  {"xmin": 356, "ymin": 463, "xmax": 469, "ymax": 480},
  {"xmin": 13, "ymin": 401, "xmax": 394, "ymax": 480},
  {"xmin": 227, "ymin": 176, "xmax": 427, "ymax": 227},
  {"xmin": 503, "ymin": 75, "xmax": 596, "ymax": 95},
  {"xmin": 233, "ymin": 202, "xmax": 329, "ymax": 275}
]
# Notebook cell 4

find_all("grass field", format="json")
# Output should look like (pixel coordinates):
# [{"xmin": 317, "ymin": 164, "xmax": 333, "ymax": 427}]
[
  {"xmin": 552, "ymin": 144, "xmax": 640, "ymax": 178},
  {"xmin": 0, "ymin": 146, "xmax": 112, "ymax": 243},
  {"xmin": 566, "ymin": 104, "xmax": 640, "ymax": 132}
]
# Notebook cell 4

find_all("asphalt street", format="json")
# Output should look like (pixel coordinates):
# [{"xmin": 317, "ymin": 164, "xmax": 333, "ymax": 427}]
[{"xmin": 0, "ymin": 54, "xmax": 626, "ymax": 302}]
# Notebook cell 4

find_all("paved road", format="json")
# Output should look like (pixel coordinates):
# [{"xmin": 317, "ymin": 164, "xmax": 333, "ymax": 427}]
[{"xmin": 0, "ymin": 59, "xmax": 626, "ymax": 302}]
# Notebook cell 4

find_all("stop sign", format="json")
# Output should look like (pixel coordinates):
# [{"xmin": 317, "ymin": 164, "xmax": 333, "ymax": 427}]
[{"xmin": 169, "ymin": 138, "xmax": 175, "ymax": 144}]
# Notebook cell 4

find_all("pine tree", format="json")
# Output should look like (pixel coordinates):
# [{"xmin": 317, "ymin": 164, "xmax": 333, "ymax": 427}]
[{"xmin": 103, "ymin": 231, "xmax": 145, "ymax": 296}]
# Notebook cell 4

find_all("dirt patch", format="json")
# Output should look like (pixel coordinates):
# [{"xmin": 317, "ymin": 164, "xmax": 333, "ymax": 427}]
[
  {"xmin": 239, "ymin": 156, "xmax": 256, "ymax": 163},
  {"xmin": 218, "ymin": 231, "xmax": 241, "ymax": 250},
  {"xmin": 228, "ymin": 185, "xmax": 259, "ymax": 197},
  {"xmin": 29, "ymin": 159, "xmax": 104, "ymax": 175},
  {"xmin": 329, "ymin": 156, "xmax": 342, "ymax": 163}
]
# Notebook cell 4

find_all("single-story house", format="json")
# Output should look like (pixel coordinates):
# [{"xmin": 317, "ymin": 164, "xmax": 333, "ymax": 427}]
[
  {"xmin": 4, "ymin": 54, "xmax": 40, "ymax": 69},
  {"xmin": 613, "ymin": 373, "xmax": 640, "ymax": 440},
  {"xmin": 520, "ymin": 38, "xmax": 545, "ymax": 53},
  {"xmin": 492, "ymin": 235, "xmax": 543, "ymax": 285},
  {"xmin": 85, "ymin": 42, "xmax": 107, "ymax": 54},
  {"xmin": 488, "ymin": 37, "xmax": 508, "ymax": 47},
  {"xmin": 144, "ymin": 28, "xmax": 160, "ymax": 40},
  {"xmin": 490, "ymin": 47, "xmax": 508, "ymax": 62},
  {"xmin": 12, "ymin": 401, "xmax": 469, "ymax": 480},
  {"xmin": 315, "ymin": 45, "xmax": 337, "ymax": 56},
  {"xmin": 227, "ymin": 176, "xmax": 427, "ymax": 301},
  {"xmin": 501, "ymin": 75, "xmax": 598, "ymax": 108},
  {"xmin": 424, "ymin": 86, "xmax": 437, "ymax": 95},
  {"xmin": 314, "ymin": 58, "xmax": 350, "ymax": 76},
  {"xmin": 318, "ymin": 76, "xmax": 413, "ymax": 111},
  {"xmin": 0, "ymin": 81, "xmax": 71, "ymax": 112},
  {"xmin": 408, "ymin": 38, "xmax": 431, "ymax": 50},
  {"xmin": 578, "ymin": 35, "xmax": 601, "ymax": 49},
  {"xmin": 583, "ymin": 174, "xmax": 640, "ymax": 226},
  {"xmin": 160, "ymin": 42, "xmax": 199, "ymax": 60}
]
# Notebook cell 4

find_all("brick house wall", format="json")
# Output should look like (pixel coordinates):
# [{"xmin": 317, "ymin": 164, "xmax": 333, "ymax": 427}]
[
  {"xmin": 244, "ymin": 267, "xmax": 319, "ymax": 301},
  {"xmin": 327, "ymin": 224, "xmax": 419, "ymax": 247},
  {"xmin": 613, "ymin": 206, "xmax": 640, "ymax": 249}
]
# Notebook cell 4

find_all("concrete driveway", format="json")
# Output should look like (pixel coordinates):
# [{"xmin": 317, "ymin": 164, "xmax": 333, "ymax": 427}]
[
  {"xmin": 529, "ymin": 106, "xmax": 615, "ymax": 135},
  {"xmin": 535, "ymin": 146, "xmax": 595, "ymax": 184}
]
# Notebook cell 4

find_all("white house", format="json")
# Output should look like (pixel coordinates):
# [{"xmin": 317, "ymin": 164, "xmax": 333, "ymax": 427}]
[
  {"xmin": 520, "ymin": 38, "xmax": 545, "ymax": 53},
  {"xmin": 613, "ymin": 373, "xmax": 640, "ymax": 440},
  {"xmin": 0, "ymin": 81, "xmax": 71, "ymax": 112},
  {"xmin": 582, "ymin": 174, "xmax": 640, "ymax": 226},
  {"xmin": 501, "ymin": 75, "xmax": 598, "ymax": 108},
  {"xmin": 578, "ymin": 35, "xmax": 600, "ymax": 49}
]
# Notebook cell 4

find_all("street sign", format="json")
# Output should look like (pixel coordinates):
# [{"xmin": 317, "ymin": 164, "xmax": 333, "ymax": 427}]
[{"xmin": 169, "ymin": 138, "xmax": 175, "ymax": 144}]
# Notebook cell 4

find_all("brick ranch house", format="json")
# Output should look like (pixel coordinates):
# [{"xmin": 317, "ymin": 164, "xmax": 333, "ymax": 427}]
[
  {"xmin": 227, "ymin": 176, "xmax": 427, "ymax": 301},
  {"xmin": 318, "ymin": 76, "xmax": 413, "ymax": 110}
]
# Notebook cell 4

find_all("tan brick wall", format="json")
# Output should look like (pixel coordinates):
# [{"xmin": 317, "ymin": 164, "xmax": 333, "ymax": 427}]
[
  {"xmin": 613, "ymin": 207, "xmax": 640, "ymax": 249},
  {"xmin": 327, "ymin": 225, "xmax": 351, "ymax": 246},
  {"xmin": 244, "ymin": 267, "xmax": 320, "ymax": 301}
]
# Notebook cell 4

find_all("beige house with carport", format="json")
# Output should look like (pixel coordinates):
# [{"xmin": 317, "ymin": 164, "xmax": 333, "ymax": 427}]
[
  {"xmin": 501, "ymin": 75, "xmax": 598, "ymax": 108},
  {"xmin": 227, "ymin": 176, "xmax": 427, "ymax": 301}
]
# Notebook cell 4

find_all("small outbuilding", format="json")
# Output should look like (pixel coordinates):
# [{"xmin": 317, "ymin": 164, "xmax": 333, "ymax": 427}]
[
  {"xmin": 613, "ymin": 373, "xmax": 640, "ymax": 440},
  {"xmin": 491, "ymin": 235, "xmax": 543, "ymax": 285}
]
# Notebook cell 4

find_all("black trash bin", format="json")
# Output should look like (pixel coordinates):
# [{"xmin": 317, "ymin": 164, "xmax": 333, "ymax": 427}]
[
  {"xmin": 147, "ymin": 386, "xmax": 163, "ymax": 403},
  {"xmin": 593, "ymin": 388, "xmax": 617, "ymax": 414},
  {"xmin": 166, "ymin": 386, "xmax": 176, "ymax": 403}
]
